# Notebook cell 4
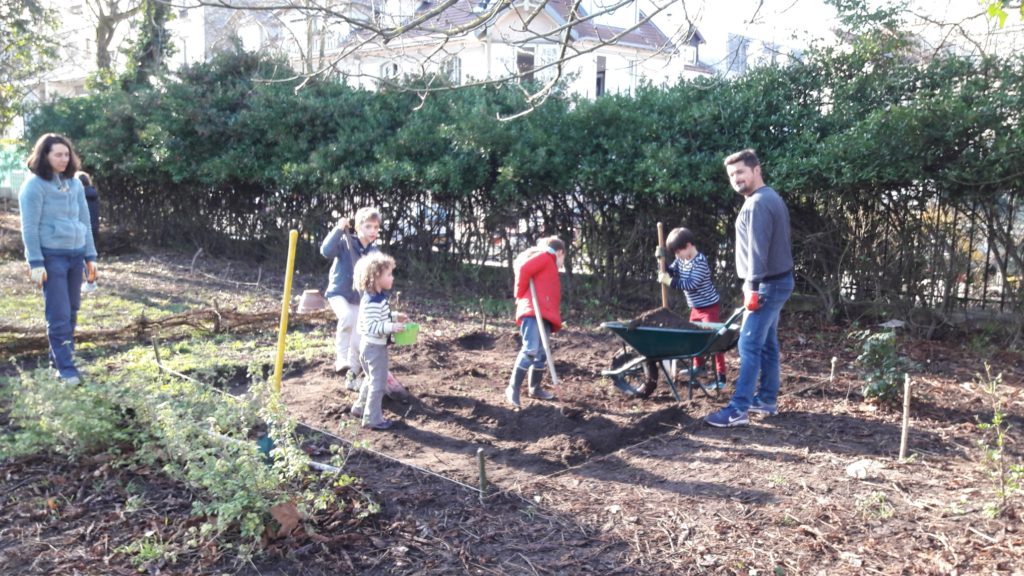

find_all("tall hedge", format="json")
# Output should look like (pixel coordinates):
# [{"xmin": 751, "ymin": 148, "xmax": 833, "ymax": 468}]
[{"xmin": 26, "ymin": 47, "xmax": 1024, "ymax": 318}]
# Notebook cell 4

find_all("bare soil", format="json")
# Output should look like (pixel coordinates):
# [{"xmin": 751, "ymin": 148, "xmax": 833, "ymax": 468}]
[{"xmin": 2, "ymin": 207, "xmax": 1024, "ymax": 574}]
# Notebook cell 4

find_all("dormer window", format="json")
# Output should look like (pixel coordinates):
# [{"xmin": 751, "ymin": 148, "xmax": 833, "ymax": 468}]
[{"xmin": 517, "ymin": 47, "xmax": 535, "ymax": 83}]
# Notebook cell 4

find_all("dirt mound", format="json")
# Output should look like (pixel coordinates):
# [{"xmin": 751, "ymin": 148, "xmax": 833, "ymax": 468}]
[
  {"xmin": 625, "ymin": 306, "xmax": 703, "ymax": 330},
  {"xmin": 455, "ymin": 331, "xmax": 497, "ymax": 350}
]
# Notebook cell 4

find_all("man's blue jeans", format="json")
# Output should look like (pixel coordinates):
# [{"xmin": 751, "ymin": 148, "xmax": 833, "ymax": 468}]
[
  {"xmin": 513, "ymin": 316, "xmax": 550, "ymax": 371},
  {"xmin": 42, "ymin": 251, "xmax": 84, "ymax": 379},
  {"xmin": 729, "ymin": 272, "xmax": 794, "ymax": 412}
]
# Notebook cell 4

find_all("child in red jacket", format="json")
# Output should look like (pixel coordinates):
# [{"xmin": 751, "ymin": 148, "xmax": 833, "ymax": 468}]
[{"xmin": 505, "ymin": 236, "xmax": 566, "ymax": 408}]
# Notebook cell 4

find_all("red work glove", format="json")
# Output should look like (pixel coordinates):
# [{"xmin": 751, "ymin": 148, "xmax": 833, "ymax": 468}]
[{"xmin": 745, "ymin": 291, "xmax": 760, "ymax": 311}]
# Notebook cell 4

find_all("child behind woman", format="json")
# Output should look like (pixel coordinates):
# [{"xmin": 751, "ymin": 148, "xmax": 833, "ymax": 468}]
[{"xmin": 350, "ymin": 252, "xmax": 409, "ymax": 430}]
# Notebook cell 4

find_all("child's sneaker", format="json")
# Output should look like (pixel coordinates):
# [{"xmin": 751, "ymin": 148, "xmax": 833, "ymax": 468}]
[
  {"xmin": 345, "ymin": 372, "xmax": 361, "ymax": 391},
  {"xmin": 334, "ymin": 362, "xmax": 350, "ymax": 376},
  {"xmin": 748, "ymin": 398, "xmax": 778, "ymax": 416},
  {"xmin": 362, "ymin": 419, "xmax": 393, "ymax": 431},
  {"xmin": 350, "ymin": 405, "xmax": 364, "ymax": 418},
  {"xmin": 704, "ymin": 407, "xmax": 749, "ymax": 427}
]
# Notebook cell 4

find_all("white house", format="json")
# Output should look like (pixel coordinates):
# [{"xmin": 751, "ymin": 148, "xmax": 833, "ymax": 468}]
[{"xmin": 305, "ymin": 0, "xmax": 712, "ymax": 97}]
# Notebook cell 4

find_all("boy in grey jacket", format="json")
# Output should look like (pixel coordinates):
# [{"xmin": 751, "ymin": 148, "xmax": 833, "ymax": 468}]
[{"xmin": 320, "ymin": 207, "xmax": 381, "ymax": 389}]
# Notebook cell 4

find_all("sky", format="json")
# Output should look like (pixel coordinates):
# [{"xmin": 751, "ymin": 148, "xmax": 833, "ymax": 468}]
[{"xmin": 647, "ymin": 0, "xmax": 1020, "ymax": 72}]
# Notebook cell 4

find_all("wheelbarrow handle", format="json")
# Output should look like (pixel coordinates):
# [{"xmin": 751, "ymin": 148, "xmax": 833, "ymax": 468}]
[{"xmin": 722, "ymin": 307, "xmax": 746, "ymax": 330}]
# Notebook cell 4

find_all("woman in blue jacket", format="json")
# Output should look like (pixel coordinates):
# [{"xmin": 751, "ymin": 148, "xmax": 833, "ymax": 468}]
[{"xmin": 19, "ymin": 134, "xmax": 98, "ymax": 385}]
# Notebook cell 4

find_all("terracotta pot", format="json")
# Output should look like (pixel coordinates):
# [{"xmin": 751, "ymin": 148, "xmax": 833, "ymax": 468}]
[{"xmin": 296, "ymin": 289, "xmax": 327, "ymax": 314}]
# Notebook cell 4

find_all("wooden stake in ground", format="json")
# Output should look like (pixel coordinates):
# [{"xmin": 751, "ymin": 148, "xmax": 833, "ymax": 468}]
[
  {"xmin": 900, "ymin": 373, "xmax": 912, "ymax": 461},
  {"xmin": 657, "ymin": 221, "xmax": 668, "ymax": 308}
]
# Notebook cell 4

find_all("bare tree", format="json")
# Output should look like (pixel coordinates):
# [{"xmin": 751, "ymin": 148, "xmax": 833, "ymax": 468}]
[{"xmin": 86, "ymin": 0, "xmax": 144, "ymax": 70}]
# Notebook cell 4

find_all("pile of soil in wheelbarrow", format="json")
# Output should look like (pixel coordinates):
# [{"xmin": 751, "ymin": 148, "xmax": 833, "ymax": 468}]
[{"xmin": 625, "ymin": 306, "xmax": 704, "ymax": 330}]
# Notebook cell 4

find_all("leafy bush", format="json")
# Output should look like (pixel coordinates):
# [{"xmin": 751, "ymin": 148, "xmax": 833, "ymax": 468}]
[
  {"xmin": 0, "ymin": 353, "xmax": 367, "ymax": 560},
  {"xmin": 851, "ymin": 329, "xmax": 916, "ymax": 404},
  {"xmin": 0, "ymin": 369, "xmax": 138, "ymax": 458}
]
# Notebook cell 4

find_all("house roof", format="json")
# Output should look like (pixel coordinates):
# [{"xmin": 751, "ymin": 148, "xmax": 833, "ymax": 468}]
[{"xmin": 401, "ymin": 0, "xmax": 679, "ymax": 53}]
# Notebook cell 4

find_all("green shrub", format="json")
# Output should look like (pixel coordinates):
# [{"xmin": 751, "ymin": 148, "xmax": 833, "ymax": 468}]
[{"xmin": 851, "ymin": 329, "xmax": 916, "ymax": 404}]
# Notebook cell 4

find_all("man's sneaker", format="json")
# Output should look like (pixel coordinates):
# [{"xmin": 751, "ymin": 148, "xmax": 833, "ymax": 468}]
[
  {"xmin": 528, "ymin": 387, "xmax": 555, "ymax": 400},
  {"xmin": 705, "ymin": 407, "xmax": 749, "ymax": 427},
  {"xmin": 350, "ymin": 405, "xmax": 364, "ymax": 418},
  {"xmin": 345, "ymin": 372, "xmax": 361, "ymax": 391},
  {"xmin": 362, "ymin": 419, "xmax": 393, "ymax": 431},
  {"xmin": 748, "ymin": 398, "xmax": 778, "ymax": 416},
  {"xmin": 334, "ymin": 363, "xmax": 350, "ymax": 377}
]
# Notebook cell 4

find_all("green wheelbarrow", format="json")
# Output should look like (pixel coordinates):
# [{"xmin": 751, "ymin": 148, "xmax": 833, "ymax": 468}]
[{"xmin": 600, "ymin": 307, "xmax": 745, "ymax": 401}]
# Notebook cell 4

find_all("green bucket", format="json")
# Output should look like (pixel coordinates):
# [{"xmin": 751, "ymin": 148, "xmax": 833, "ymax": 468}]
[{"xmin": 394, "ymin": 322, "xmax": 420, "ymax": 346}]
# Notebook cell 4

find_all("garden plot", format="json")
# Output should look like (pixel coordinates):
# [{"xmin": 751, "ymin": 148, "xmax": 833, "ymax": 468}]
[{"xmin": 279, "ymin": 320, "xmax": 698, "ymax": 487}]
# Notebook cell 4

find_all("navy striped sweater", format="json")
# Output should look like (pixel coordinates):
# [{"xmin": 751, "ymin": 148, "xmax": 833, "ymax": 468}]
[{"xmin": 667, "ymin": 252, "xmax": 720, "ymax": 309}]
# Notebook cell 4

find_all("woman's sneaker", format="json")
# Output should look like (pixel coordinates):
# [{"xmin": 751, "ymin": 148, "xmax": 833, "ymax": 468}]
[
  {"xmin": 704, "ymin": 407, "xmax": 749, "ymax": 427},
  {"xmin": 748, "ymin": 398, "xmax": 778, "ymax": 415}
]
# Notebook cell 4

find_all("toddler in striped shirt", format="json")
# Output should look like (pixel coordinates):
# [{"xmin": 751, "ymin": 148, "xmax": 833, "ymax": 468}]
[{"xmin": 350, "ymin": 252, "xmax": 409, "ymax": 430}]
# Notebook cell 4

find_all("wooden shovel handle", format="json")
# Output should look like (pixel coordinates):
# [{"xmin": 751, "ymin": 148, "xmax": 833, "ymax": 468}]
[{"xmin": 657, "ymin": 222, "xmax": 668, "ymax": 308}]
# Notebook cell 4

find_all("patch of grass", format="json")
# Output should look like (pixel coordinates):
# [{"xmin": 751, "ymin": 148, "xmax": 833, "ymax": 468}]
[
  {"xmin": 117, "ymin": 534, "xmax": 180, "ymax": 570},
  {"xmin": 0, "ymin": 293, "xmax": 44, "ymax": 327},
  {"xmin": 855, "ymin": 491, "xmax": 894, "ymax": 520}
]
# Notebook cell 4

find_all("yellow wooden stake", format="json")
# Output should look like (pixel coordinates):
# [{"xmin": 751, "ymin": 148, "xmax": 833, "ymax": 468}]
[{"xmin": 273, "ymin": 230, "xmax": 299, "ymax": 394}]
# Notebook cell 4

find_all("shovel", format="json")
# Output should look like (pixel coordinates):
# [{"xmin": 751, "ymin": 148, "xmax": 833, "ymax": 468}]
[
  {"xmin": 657, "ymin": 221, "xmax": 669, "ymax": 308},
  {"xmin": 528, "ymin": 276, "xmax": 561, "ymax": 385}
]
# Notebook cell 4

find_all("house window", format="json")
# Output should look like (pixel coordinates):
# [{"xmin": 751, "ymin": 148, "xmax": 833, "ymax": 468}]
[
  {"xmin": 442, "ymin": 56, "xmax": 461, "ymax": 84},
  {"xmin": 381, "ymin": 62, "xmax": 399, "ymax": 79},
  {"xmin": 595, "ymin": 56, "xmax": 606, "ymax": 97},
  {"xmin": 517, "ymin": 47, "xmax": 535, "ymax": 83},
  {"xmin": 627, "ymin": 60, "xmax": 639, "ymax": 93},
  {"xmin": 727, "ymin": 34, "xmax": 750, "ymax": 75}
]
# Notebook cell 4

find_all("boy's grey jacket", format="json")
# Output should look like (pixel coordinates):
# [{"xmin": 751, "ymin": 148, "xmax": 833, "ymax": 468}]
[{"xmin": 320, "ymin": 227, "xmax": 378, "ymax": 303}]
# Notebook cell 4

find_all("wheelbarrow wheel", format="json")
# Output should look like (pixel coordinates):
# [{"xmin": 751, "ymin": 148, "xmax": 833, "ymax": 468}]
[{"xmin": 608, "ymin": 350, "xmax": 658, "ymax": 398}]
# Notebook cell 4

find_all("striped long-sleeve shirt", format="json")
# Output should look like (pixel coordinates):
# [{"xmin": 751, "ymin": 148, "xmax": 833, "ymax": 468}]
[
  {"xmin": 667, "ymin": 252, "xmax": 720, "ymax": 310},
  {"xmin": 358, "ymin": 291, "xmax": 399, "ymax": 345}
]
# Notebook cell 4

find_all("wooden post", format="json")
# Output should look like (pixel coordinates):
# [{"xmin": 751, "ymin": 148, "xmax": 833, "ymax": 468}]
[
  {"xmin": 899, "ymin": 374, "xmax": 911, "ymax": 461},
  {"xmin": 657, "ymin": 222, "xmax": 668, "ymax": 308},
  {"xmin": 477, "ymin": 447, "xmax": 488, "ymax": 500}
]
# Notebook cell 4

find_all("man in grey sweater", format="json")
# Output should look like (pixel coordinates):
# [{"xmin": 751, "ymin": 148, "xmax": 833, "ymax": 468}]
[{"xmin": 706, "ymin": 149, "xmax": 794, "ymax": 428}]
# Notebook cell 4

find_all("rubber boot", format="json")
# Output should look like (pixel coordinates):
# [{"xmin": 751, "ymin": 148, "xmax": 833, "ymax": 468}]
[
  {"xmin": 528, "ymin": 367, "xmax": 555, "ymax": 400},
  {"xmin": 506, "ymin": 367, "xmax": 527, "ymax": 407}
]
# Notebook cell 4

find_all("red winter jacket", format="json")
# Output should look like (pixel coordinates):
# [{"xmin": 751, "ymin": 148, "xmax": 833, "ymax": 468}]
[{"xmin": 514, "ymin": 249, "xmax": 562, "ymax": 332}]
